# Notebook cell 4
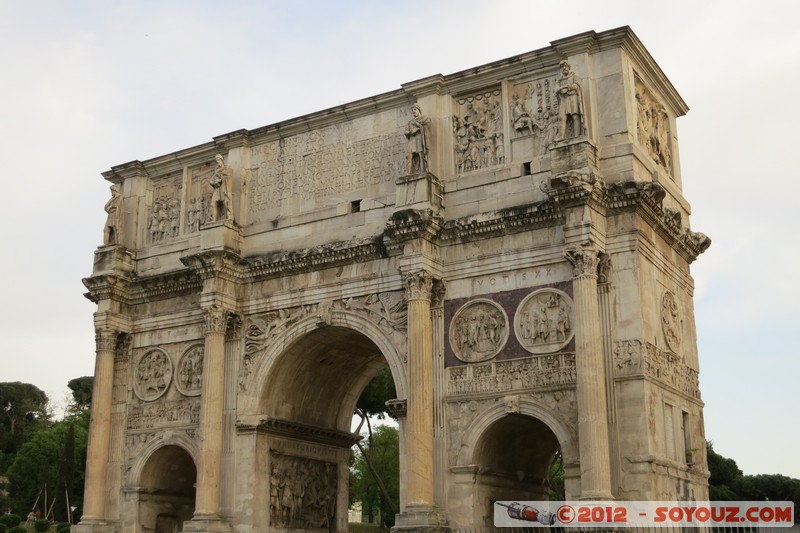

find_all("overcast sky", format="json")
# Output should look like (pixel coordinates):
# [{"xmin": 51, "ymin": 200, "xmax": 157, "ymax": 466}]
[{"xmin": 1, "ymin": 1, "xmax": 798, "ymax": 480}]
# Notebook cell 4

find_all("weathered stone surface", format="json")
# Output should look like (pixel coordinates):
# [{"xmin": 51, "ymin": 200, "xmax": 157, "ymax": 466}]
[{"xmin": 81, "ymin": 27, "xmax": 709, "ymax": 533}]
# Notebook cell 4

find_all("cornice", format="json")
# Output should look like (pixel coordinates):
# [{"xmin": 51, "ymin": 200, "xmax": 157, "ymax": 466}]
[
  {"xmin": 83, "ymin": 274, "xmax": 133, "ymax": 304},
  {"xmin": 239, "ymin": 418, "xmax": 360, "ymax": 448},
  {"xmin": 246, "ymin": 236, "xmax": 386, "ymax": 281},
  {"xmin": 383, "ymin": 208, "xmax": 443, "ymax": 255},
  {"xmin": 438, "ymin": 199, "xmax": 562, "ymax": 245},
  {"xmin": 605, "ymin": 181, "xmax": 710, "ymax": 262},
  {"xmin": 180, "ymin": 250, "xmax": 251, "ymax": 283}
]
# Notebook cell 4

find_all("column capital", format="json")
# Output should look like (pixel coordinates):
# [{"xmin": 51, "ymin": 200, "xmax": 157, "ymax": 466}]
[
  {"xmin": 203, "ymin": 306, "xmax": 229, "ymax": 335},
  {"xmin": 565, "ymin": 243, "xmax": 602, "ymax": 280},
  {"xmin": 403, "ymin": 270, "xmax": 435, "ymax": 302},
  {"xmin": 94, "ymin": 328, "xmax": 118, "ymax": 352},
  {"xmin": 430, "ymin": 279, "xmax": 446, "ymax": 309}
]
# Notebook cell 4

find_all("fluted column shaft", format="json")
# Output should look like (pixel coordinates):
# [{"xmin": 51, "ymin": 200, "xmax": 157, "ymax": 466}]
[
  {"xmin": 566, "ymin": 247, "xmax": 613, "ymax": 500},
  {"xmin": 194, "ymin": 307, "xmax": 228, "ymax": 518},
  {"xmin": 404, "ymin": 270, "xmax": 435, "ymax": 507},
  {"xmin": 82, "ymin": 328, "xmax": 117, "ymax": 521}
]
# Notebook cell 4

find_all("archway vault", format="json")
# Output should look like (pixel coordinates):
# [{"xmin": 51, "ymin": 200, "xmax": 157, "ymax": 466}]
[{"xmin": 243, "ymin": 311, "xmax": 407, "ymax": 432}]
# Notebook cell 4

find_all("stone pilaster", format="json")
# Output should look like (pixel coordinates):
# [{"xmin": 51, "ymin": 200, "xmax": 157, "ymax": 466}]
[
  {"xmin": 430, "ymin": 280, "xmax": 447, "ymax": 507},
  {"xmin": 565, "ymin": 244, "xmax": 613, "ymax": 500},
  {"xmin": 79, "ymin": 327, "xmax": 117, "ymax": 525},
  {"xmin": 191, "ymin": 307, "xmax": 229, "ymax": 523}
]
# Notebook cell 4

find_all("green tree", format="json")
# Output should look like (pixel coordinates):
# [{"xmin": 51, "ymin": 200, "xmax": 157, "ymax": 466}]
[
  {"xmin": 706, "ymin": 441, "xmax": 742, "ymax": 500},
  {"xmin": 5, "ymin": 415, "xmax": 88, "ymax": 519},
  {"xmin": 350, "ymin": 425, "xmax": 399, "ymax": 528},
  {"xmin": 0, "ymin": 383, "xmax": 50, "ymax": 472},
  {"xmin": 355, "ymin": 368, "xmax": 396, "ymax": 420},
  {"xmin": 66, "ymin": 377, "xmax": 93, "ymax": 413}
]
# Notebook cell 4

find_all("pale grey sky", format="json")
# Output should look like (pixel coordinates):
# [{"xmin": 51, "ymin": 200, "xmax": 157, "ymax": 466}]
[{"xmin": 1, "ymin": 0, "xmax": 798, "ymax": 479}]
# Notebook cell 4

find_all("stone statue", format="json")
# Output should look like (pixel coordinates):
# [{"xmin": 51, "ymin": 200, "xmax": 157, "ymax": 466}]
[
  {"xmin": 210, "ymin": 154, "xmax": 233, "ymax": 222},
  {"xmin": 555, "ymin": 60, "xmax": 585, "ymax": 140},
  {"xmin": 103, "ymin": 184, "xmax": 122, "ymax": 246},
  {"xmin": 405, "ymin": 103, "xmax": 431, "ymax": 174}
]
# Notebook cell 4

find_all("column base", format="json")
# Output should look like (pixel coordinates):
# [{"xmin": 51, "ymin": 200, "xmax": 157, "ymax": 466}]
[
  {"xmin": 71, "ymin": 519, "xmax": 116, "ymax": 533},
  {"xmin": 182, "ymin": 515, "xmax": 231, "ymax": 533},
  {"xmin": 392, "ymin": 505, "xmax": 449, "ymax": 533}
]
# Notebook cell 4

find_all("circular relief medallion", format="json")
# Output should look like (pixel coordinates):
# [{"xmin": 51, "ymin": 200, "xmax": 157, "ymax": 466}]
[
  {"xmin": 449, "ymin": 299, "xmax": 509, "ymax": 363},
  {"xmin": 175, "ymin": 345, "xmax": 204, "ymax": 396},
  {"xmin": 514, "ymin": 288, "xmax": 574, "ymax": 354},
  {"xmin": 133, "ymin": 348, "xmax": 173, "ymax": 402},
  {"xmin": 661, "ymin": 291, "xmax": 682, "ymax": 352}
]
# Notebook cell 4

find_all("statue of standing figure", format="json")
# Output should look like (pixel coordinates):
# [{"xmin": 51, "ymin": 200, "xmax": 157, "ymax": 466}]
[
  {"xmin": 103, "ymin": 184, "xmax": 123, "ymax": 246},
  {"xmin": 555, "ymin": 60, "xmax": 585, "ymax": 140},
  {"xmin": 210, "ymin": 153, "xmax": 233, "ymax": 222},
  {"xmin": 405, "ymin": 103, "xmax": 431, "ymax": 174}
]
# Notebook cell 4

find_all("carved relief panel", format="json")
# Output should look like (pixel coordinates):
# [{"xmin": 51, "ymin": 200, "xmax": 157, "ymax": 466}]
[
  {"xmin": 452, "ymin": 87, "xmax": 504, "ymax": 173},
  {"xmin": 449, "ymin": 299, "xmax": 508, "ymax": 363},
  {"xmin": 269, "ymin": 453, "xmax": 337, "ymax": 529},
  {"xmin": 635, "ymin": 75, "xmax": 673, "ymax": 173},
  {"xmin": 133, "ymin": 348, "xmax": 172, "ymax": 401},
  {"xmin": 147, "ymin": 175, "xmax": 183, "ymax": 243},
  {"xmin": 175, "ymin": 344, "xmax": 204, "ymax": 396},
  {"xmin": 508, "ymin": 74, "xmax": 561, "ymax": 155},
  {"xmin": 660, "ymin": 291, "xmax": 681, "ymax": 353},
  {"xmin": 514, "ymin": 289, "xmax": 574, "ymax": 354}
]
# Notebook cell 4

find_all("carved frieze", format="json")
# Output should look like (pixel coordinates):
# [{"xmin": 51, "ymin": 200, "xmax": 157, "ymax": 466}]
[
  {"xmin": 660, "ymin": 291, "xmax": 682, "ymax": 353},
  {"xmin": 449, "ymin": 299, "xmax": 508, "ymax": 363},
  {"xmin": 175, "ymin": 345, "xmax": 204, "ymax": 397},
  {"xmin": 446, "ymin": 354, "xmax": 576, "ymax": 395},
  {"xmin": 614, "ymin": 339, "xmax": 699, "ymax": 399},
  {"xmin": 269, "ymin": 453, "xmax": 337, "ymax": 529},
  {"xmin": 514, "ymin": 289, "xmax": 574, "ymax": 354},
  {"xmin": 453, "ymin": 88, "xmax": 504, "ymax": 173},
  {"xmin": 126, "ymin": 397, "xmax": 201, "ymax": 429},
  {"xmin": 133, "ymin": 348, "xmax": 172, "ymax": 401},
  {"xmin": 635, "ymin": 75, "xmax": 673, "ymax": 172}
]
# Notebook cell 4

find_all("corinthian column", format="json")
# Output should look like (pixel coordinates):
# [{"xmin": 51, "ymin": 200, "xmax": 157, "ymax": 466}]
[
  {"xmin": 193, "ymin": 306, "xmax": 228, "ymax": 519},
  {"xmin": 403, "ymin": 270, "xmax": 435, "ymax": 507},
  {"xmin": 565, "ymin": 245, "xmax": 613, "ymax": 500},
  {"xmin": 81, "ymin": 327, "xmax": 117, "ymax": 522}
]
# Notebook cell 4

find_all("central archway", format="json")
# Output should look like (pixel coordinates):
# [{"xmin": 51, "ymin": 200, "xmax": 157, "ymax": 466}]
[{"xmin": 240, "ymin": 313, "xmax": 405, "ymax": 532}]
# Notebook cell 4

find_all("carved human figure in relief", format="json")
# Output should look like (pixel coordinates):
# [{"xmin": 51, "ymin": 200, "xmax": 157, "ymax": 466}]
[
  {"xmin": 210, "ymin": 153, "xmax": 233, "ymax": 222},
  {"xmin": 405, "ymin": 103, "xmax": 431, "ymax": 174},
  {"xmin": 512, "ymin": 93, "xmax": 536, "ymax": 136},
  {"xmin": 555, "ymin": 60, "xmax": 585, "ymax": 140},
  {"xmin": 103, "ymin": 184, "xmax": 122, "ymax": 246}
]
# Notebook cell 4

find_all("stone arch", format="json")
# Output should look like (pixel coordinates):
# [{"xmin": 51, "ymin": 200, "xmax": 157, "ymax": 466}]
[
  {"xmin": 456, "ymin": 397, "xmax": 577, "ymax": 526},
  {"xmin": 128, "ymin": 432, "xmax": 199, "ymax": 488},
  {"xmin": 241, "ymin": 309, "xmax": 407, "ymax": 429},
  {"xmin": 132, "ymin": 440, "xmax": 197, "ymax": 533},
  {"xmin": 459, "ymin": 396, "xmax": 577, "ymax": 467}
]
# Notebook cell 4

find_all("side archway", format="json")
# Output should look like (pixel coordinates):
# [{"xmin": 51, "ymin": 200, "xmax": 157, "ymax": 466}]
[{"xmin": 133, "ymin": 441, "xmax": 197, "ymax": 533}]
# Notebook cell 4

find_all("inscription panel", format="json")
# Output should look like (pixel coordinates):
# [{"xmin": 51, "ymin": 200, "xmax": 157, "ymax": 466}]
[{"xmin": 248, "ymin": 110, "xmax": 408, "ymax": 224}]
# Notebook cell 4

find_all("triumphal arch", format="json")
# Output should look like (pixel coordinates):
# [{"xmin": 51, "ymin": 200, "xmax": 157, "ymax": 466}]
[{"xmin": 78, "ymin": 27, "xmax": 711, "ymax": 533}]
